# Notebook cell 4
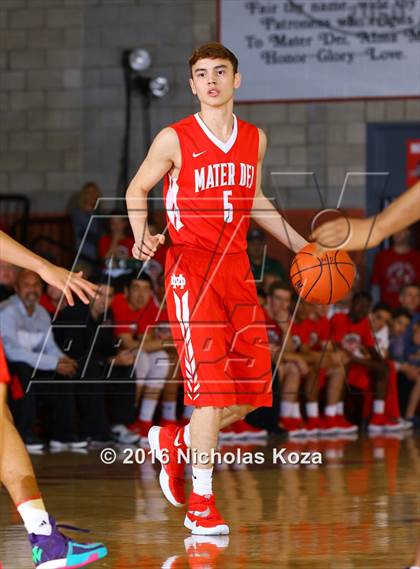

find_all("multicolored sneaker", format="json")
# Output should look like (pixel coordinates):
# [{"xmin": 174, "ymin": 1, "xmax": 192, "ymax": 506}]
[
  {"xmin": 29, "ymin": 516, "xmax": 107, "ymax": 568},
  {"xmin": 184, "ymin": 493, "xmax": 229, "ymax": 535},
  {"xmin": 148, "ymin": 424, "xmax": 187, "ymax": 507}
]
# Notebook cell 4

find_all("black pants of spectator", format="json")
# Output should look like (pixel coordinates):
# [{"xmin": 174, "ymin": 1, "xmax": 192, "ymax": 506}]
[
  {"xmin": 397, "ymin": 372, "xmax": 414, "ymax": 416},
  {"xmin": 75, "ymin": 361, "xmax": 111, "ymax": 440},
  {"xmin": 106, "ymin": 365, "xmax": 136, "ymax": 426},
  {"xmin": 8, "ymin": 362, "xmax": 77, "ymax": 442}
]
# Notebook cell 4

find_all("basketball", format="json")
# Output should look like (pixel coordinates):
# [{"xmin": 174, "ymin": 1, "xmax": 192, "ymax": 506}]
[{"xmin": 290, "ymin": 243, "xmax": 356, "ymax": 305}]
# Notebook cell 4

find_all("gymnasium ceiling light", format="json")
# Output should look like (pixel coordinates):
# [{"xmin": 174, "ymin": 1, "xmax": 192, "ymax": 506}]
[{"xmin": 128, "ymin": 48, "xmax": 151, "ymax": 72}]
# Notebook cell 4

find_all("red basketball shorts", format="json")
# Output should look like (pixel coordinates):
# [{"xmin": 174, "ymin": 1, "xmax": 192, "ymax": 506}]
[
  {"xmin": 347, "ymin": 363, "xmax": 371, "ymax": 390},
  {"xmin": 165, "ymin": 246, "xmax": 273, "ymax": 408},
  {"xmin": 0, "ymin": 338, "xmax": 11, "ymax": 385}
]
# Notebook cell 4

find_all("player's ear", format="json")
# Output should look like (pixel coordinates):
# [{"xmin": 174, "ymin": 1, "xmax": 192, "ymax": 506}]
[
  {"xmin": 189, "ymin": 77, "xmax": 197, "ymax": 96},
  {"xmin": 234, "ymin": 71, "xmax": 242, "ymax": 90}
]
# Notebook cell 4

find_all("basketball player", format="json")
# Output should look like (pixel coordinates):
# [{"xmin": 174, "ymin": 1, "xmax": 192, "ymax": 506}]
[
  {"xmin": 0, "ymin": 231, "xmax": 107, "ymax": 567},
  {"xmin": 312, "ymin": 181, "xmax": 420, "ymax": 250},
  {"xmin": 126, "ymin": 42, "xmax": 308, "ymax": 534}
]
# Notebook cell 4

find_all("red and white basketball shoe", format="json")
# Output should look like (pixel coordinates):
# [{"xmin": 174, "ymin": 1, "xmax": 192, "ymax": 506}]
[
  {"xmin": 318, "ymin": 416, "xmax": 338, "ymax": 436},
  {"xmin": 232, "ymin": 420, "xmax": 268, "ymax": 439},
  {"xmin": 148, "ymin": 424, "xmax": 187, "ymax": 507},
  {"xmin": 280, "ymin": 417, "xmax": 307, "ymax": 437},
  {"xmin": 335, "ymin": 415, "xmax": 358, "ymax": 434},
  {"xmin": 159, "ymin": 418, "xmax": 180, "ymax": 428},
  {"xmin": 129, "ymin": 419, "xmax": 153, "ymax": 439},
  {"xmin": 368, "ymin": 414, "xmax": 403, "ymax": 433},
  {"xmin": 305, "ymin": 417, "xmax": 321, "ymax": 436},
  {"xmin": 184, "ymin": 493, "xmax": 229, "ymax": 535}
]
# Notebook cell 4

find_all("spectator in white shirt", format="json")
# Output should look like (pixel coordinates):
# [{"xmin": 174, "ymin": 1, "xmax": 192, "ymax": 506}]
[{"xmin": 1, "ymin": 270, "xmax": 81, "ymax": 450}]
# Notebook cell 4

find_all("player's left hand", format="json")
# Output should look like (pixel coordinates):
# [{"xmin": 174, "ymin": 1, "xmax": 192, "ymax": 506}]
[
  {"xmin": 38, "ymin": 261, "xmax": 98, "ymax": 306},
  {"xmin": 132, "ymin": 229, "xmax": 165, "ymax": 261}
]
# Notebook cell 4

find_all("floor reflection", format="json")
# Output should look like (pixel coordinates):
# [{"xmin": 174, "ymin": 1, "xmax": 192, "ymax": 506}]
[{"xmin": 0, "ymin": 432, "xmax": 419, "ymax": 568}]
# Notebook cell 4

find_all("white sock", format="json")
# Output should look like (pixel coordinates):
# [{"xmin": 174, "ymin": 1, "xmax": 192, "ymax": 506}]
[
  {"xmin": 183, "ymin": 405, "xmax": 194, "ymax": 419},
  {"xmin": 280, "ymin": 401, "xmax": 294, "ymax": 418},
  {"xmin": 139, "ymin": 398, "xmax": 158, "ymax": 422},
  {"xmin": 161, "ymin": 401, "xmax": 177, "ymax": 421},
  {"xmin": 306, "ymin": 402, "xmax": 319, "ymax": 418},
  {"xmin": 292, "ymin": 402, "xmax": 301, "ymax": 419},
  {"xmin": 325, "ymin": 404, "xmax": 337, "ymax": 417},
  {"xmin": 183, "ymin": 423, "xmax": 191, "ymax": 447},
  {"xmin": 192, "ymin": 466, "xmax": 213, "ymax": 496},
  {"xmin": 373, "ymin": 400, "xmax": 385, "ymax": 415},
  {"xmin": 17, "ymin": 498, "xmax": 52, "ymax": 536},
  {"xmin": 336, "ymin": 402, "xmax": 344, "ymax": 415}
]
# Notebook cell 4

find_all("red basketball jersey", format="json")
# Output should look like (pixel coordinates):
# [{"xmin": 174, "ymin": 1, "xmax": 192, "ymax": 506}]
[{"xmin": 163, "ymin": 113, "xmax": 259, "ymax": 254}]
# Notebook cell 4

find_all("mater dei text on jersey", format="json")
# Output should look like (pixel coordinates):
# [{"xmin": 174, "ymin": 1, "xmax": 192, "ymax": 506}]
[{"xmin": 194, "ymin": 162, "xmax": 255, "ymax": 193}]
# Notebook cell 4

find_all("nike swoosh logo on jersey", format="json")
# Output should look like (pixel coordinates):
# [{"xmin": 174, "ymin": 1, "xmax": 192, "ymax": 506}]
[
  {"xmin": 189, "ymin": 508, "xmax": 211, "ymax": 518},
  {"xmin": 192, "ymin": 150, "xmax": 207, "ymax": 158},
  {"xmin": 174, "ymin": 431, "xmax": 182, "ymax": 447}
]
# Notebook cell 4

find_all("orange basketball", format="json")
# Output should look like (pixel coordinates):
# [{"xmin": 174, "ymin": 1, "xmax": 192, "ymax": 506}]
[{"xmin": 290, "ymin": 243, "xmax": 356, "ymax": 305}]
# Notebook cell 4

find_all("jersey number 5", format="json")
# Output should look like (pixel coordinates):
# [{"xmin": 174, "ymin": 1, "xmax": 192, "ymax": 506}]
[{"xmin": 223, "ymin": 190, "xmax": 233, "ymax": 223}]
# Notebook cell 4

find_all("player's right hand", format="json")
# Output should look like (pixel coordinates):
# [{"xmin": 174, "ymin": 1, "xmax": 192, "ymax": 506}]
[
  {"xmin": 56, "ymin": 356, "xmax": 78, "ymax": 377},
  {"xmin": 132, "ymin": 228, "xmax": 165, "ymax": 261}
]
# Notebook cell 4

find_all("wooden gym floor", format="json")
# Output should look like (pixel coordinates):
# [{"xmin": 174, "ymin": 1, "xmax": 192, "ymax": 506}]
[{"xmin": 0, "ymin": 432, "xmax": 419, "ymax": 568}]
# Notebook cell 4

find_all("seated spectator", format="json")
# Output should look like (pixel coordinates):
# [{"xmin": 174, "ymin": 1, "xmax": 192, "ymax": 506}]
[
  {"xmin": 247, "ymin": 228, "xmax": 286, "ymax": 283},
  {"xmin": 371, "ymin": 228, "xmax": 420, "ymax": 307},
  {"xmin": 98, "ymin": 210, "xmax": 135, "ymax": 277},
  {"xmin": 256, "ymin": 286, "xmax": 267, "ymax": 307},
  {"xmin": 0, "ymin": 270, "xmax": 80, "ymax": 451},
  {"xmin": 326, "ymin": 289, "xmax": 352, "ymax": 319},
  {"xmin": 0, "ymin": 260, "xmax": 18, "ymax": 302},
  {"xmin": 369, "ymin": 302, "xmax": 393, "ymax": 358},
  {"xmin": 389, "ymin": 307, "xmax": 413, "ymax": 363},
  {"xmin": 370, "ymin": 302, "xmax": 408, "ymax": 429},
  {"xmin": 40, "ymin": 284, "xmax": 67, "ymax": 317},
  {"xmin": 70, "ymin": 181, "xmax": 105, "ymax": 266},
  {"xmin": 112, "ymin": 272, "xmax": 171, "ymax": 439},
  {"xmin": 399, "ymin": 283, "xmax": 420, "ymax": 322},
  {"xmin": 389, "ymin": 308, "xmax": 420, "ymax": 426},
  {"xmin": 54, "ymin": 283, "xmax": 139, "ymax": 446},
  {"xmin": 404, "ymin": 322, "xmax": 420, "ymax": 425},
  {"xmin": 331, "ymin": 292, "xmax": 398, "ymax": 433},
  {"xmin": 291, "ymin": 302, "xmax": 357, "ymax": 436},
  {"xmin": 263, "ymin": 282, "xmax": 310, "ymax": 437},
  {"xmin": 262, "ymin": 271, "xmax": 279, "ymax": 296}
]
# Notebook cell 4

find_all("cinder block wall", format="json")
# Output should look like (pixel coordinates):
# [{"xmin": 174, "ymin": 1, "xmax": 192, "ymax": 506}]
[{"xmin": 1, "ymin": 0, "xmax": 419, "ymax": 212}]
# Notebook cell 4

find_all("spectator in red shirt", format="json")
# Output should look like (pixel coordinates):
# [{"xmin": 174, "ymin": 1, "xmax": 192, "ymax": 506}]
[
  {"xmin": 265, "ymin": 282, "xmax": 311, "ymax": 437},
  {"xmin": 331, "ymin": 292, "xmax": 400, "ymax": 433},
  {"xmin": 98, "ymin": 210, "xmax": 135, "ymax": 271},
  {"xmin": 371, "ymin": 228, "xmax": 420, "ymax": 308},
  {"xmin": 112, "ymin": 272, "xmax": 170, "ymax": 438},
  {"xmin": 40, "ymin": 284, "xmax": 67, "ymax": 317},
  {"xmin": 291, "ymin": 303, "xmax": 357, "ymax": 436}
]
